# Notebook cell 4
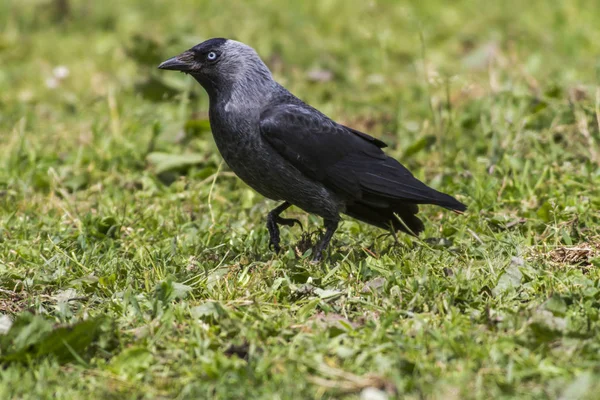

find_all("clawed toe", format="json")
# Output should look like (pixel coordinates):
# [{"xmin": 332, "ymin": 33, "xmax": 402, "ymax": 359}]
[
  {"xmin": 269, "ymin": 239, "xmax": 281, "ymax": 253},
  {"xmin": 277, "ymin": 217, "xmax": 303, "ymax": 230},
  {"xmin": 267, "ymin": 202, "xmax": 307, "ymax": 256},
  {"xmin": 310, "ymin": 252, "xmax": 322, "ymax": 263}
]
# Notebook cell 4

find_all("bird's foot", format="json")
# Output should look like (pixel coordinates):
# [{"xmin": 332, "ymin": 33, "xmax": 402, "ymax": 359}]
[
  {"xmin": 269, "ymin": 237, "xmax": 282, "ymax": 253},
  {"xmin": 266, "ymin": 215, "xmax": 282, "ymax": 253},
  {"xmin": 274, "ymin": 216, "xmax": 303, "ymax": 230},
  {"xmin": 310, "ymin": 218, "xmax": 339, "ymax": 263},
  {"xmin": 267, "ymin": 203, "xmax": 303, "ymax": 255},
  {"xmin": 310, "ymin": 251, "xmax": 323, "ymax": 263}
]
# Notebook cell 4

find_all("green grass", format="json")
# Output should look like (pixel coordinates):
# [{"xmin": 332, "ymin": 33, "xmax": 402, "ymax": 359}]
[{"xmin": 1, "ymin": 0, "xmax": 600, "ymax": 398}]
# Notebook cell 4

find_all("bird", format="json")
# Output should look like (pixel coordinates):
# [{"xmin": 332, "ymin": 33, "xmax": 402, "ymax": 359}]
[{"xmin": 158, "ymin": 38, "xmax": 466, "ymax": 262}]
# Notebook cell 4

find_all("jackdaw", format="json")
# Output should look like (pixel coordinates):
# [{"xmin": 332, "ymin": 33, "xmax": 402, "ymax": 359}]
[{"xmin": 158, "ymin": 38, "xmax": 466, "ymax": 261}]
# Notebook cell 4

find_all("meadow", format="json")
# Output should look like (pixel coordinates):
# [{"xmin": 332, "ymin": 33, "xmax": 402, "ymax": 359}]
[{"xmin": 1, "ymin": 0, "xmax": 600, "ymax": 398}]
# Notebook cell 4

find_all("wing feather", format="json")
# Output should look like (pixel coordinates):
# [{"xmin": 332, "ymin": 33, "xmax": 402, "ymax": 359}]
[{"xmin": 259, "ymin": 104, "xmax": 465, "ymax": 211}]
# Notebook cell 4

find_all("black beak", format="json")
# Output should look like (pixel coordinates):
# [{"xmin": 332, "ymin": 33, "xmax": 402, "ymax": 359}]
[{"xmin": 158, "ymin": 54, "xmax": 192, "ymax": 72}]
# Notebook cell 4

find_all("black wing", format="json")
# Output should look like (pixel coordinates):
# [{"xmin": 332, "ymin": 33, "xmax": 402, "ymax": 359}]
[{"xmin": 259, "ymin": 104, "xmax": 465, "ymax": 233}]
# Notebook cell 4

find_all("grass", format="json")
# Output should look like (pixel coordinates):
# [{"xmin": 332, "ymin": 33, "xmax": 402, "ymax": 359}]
[{"xmin": 1, "ymin": 0, "xmax": 600, "ymax": 398}]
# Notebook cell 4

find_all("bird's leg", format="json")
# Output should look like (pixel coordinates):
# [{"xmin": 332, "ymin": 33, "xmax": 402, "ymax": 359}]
[
  {"xmin": 267, "ymin": 202, "xmax": 302, "ymax": 253},
  {"xmin": 312, "ymin": 218, "xmax": 339, "ymax": 262}
]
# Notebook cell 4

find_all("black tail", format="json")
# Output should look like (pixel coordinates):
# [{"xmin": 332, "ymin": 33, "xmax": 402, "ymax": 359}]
[
  {"xmin": 345, "ymin": 201, "xmax": 425, "ymax": 235},
  {"xmin": 342, "ymin": 155, "xmax": 467, "ymax": 235},
  {"xmin": 345, "ymin": 194, "xmax": 465, "ymax": 236}
]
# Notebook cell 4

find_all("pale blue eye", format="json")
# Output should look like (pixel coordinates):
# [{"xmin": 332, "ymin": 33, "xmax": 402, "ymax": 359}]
[{"xmin": 207, "ymin": 52, "xmax": 217, "ymax": 61}]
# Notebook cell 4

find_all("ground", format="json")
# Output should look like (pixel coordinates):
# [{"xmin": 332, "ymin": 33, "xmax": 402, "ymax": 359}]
[{"xmin": 1, "ymin": 0, "xmax": 600, "ymax": 399}]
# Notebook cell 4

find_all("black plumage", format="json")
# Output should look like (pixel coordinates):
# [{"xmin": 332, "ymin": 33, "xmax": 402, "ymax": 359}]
[
  {"xmin": 159, "ymin": 38, "xmax": 466, "ymax": 261},
  {"xmin": 260, "ymin": 103, "xmax": 465, "ymax": 235}
]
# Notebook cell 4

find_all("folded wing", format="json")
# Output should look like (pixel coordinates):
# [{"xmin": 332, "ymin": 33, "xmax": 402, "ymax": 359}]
[{"xmin": 259, "ymin": 104, "xmax": 466, "ymax": 234}]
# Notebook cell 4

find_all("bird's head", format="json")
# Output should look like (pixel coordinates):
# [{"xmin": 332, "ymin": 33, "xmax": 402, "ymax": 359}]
[{"xmin": 158, "ymin": 38, "xmax": 273, "ymax": 97}]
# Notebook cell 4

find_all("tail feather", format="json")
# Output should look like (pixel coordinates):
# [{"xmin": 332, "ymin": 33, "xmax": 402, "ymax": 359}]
[
  {"xmin": 428, "ymin": 190, "xmax": 467, "ymax": 212},
  {"xmin": 345, "ymin": 201, "xmax": 425, "ymax": 236},
  {"xmin": 345, "ymin": 189, "xmax": 465, "ymax": 235},
  {"xmin": 356, "ymin": 157, "xmax": 467, "ymax": 212},
  {"xmin": 331, "ymin": 153, "xmax": 467, "ymax": 213},
  {"xmin": 332, "ymin": 152, "xmax": 466, "ymax": 234}
]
